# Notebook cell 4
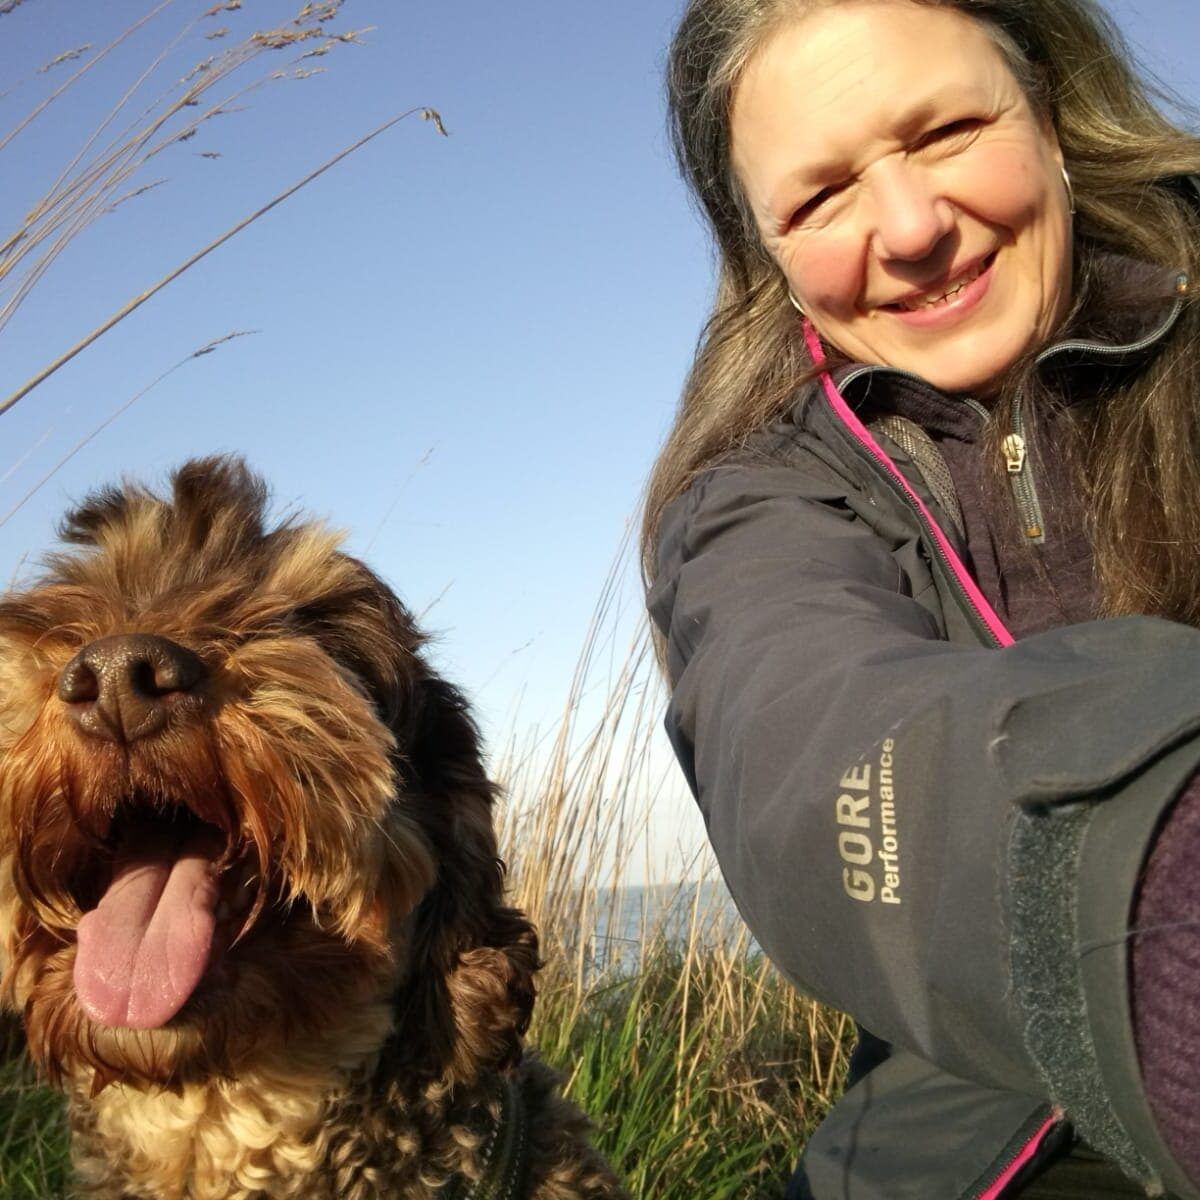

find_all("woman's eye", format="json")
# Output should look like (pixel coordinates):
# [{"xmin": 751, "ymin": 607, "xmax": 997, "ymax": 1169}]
[
  {"xmin": 918, "ymin": 118, "xmax": 982, "ymax": 150},
  {"xmin": 789, "ymin": 183, "xmax": 845, "ymax": 227}
]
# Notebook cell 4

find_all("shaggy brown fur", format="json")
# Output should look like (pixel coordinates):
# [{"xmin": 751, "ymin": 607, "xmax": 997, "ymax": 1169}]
[{"xmin": 0, "ymin": 457, "xmax": 626, "ymax": 1200}]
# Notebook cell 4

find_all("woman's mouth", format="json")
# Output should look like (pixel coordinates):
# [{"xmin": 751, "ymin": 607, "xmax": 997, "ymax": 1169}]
[{"xmin": 880, "ymin": 252, "xmax": 997, "ymax": 327}]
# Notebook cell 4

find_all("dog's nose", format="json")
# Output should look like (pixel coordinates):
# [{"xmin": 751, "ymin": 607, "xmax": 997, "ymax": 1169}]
[{"xmin": 58, "ymin": 634, "xmax": 207, "ymax": 744}]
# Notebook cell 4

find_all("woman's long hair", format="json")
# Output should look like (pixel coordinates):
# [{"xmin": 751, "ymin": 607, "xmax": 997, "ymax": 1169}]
[{"xmin": 643, "ymin": 0, "xmax": 1200, "ymax": 626}]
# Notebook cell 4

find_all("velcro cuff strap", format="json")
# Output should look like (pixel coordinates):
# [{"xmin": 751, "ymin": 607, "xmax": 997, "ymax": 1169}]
[{"xmin": 1008, "ymin": 736, "xmax": 1200, "ymax": 1199}]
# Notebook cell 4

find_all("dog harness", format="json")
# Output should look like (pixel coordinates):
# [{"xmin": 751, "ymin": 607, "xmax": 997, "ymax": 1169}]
[{"xmin": 443, "ymin": 1074, "xmax": 531, "ymax": 1200}]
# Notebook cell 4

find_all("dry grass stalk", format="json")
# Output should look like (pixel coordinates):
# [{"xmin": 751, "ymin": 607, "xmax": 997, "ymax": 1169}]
[
  {"xmin": 0, "ymin": 331, "xmax": 258, "ymax": 530},
  {"xmin": 493, "ymin": 558, "xmax": 855, "ymax": 1191},
  {"xmin": 0, "ymin": 1, "xmax": 443, "ymax": 417}
]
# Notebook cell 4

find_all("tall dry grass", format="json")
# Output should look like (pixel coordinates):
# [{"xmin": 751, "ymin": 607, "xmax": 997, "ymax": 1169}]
[
  {"xmin": 0, "ymin": 0, "xmax": 442, "ymax": 522},
  {"xmin": 496, "ymin": 584, "xmax": 852, "ymax": 1198}
]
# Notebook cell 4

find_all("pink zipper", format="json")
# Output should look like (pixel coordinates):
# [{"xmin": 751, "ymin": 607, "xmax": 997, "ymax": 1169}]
[
  {"xmin": 977, "ymin": 1114, "xmax": 1061, "ymax": 1199},
  {"xmin": 802, "ymin": 321, "xmax": 1015, "ymax": 648},
  {"xmin": 801, "ymin": 325, "xmax": 1062, "ymax": 1195}
]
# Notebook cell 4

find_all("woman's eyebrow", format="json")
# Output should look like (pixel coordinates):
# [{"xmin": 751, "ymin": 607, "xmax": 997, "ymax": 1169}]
[{"xmin": 770, "ymin": 89, "xmax": 983, "ymax": 204}]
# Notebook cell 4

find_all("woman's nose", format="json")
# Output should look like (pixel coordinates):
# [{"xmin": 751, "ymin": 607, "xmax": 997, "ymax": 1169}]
[{"xmin": 866, "ymin": 162, "xmax": 955, "ymax": 262}]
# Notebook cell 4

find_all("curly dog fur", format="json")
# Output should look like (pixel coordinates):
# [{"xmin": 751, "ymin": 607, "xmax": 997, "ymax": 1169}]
[{"xmin": 0, "ymin": 457, "xmax": 626, "ymax": 1200}]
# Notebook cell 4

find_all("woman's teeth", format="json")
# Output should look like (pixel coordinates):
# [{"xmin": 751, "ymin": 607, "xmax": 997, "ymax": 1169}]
[{"xmin": 898, "ymin": 259, "xmax": 988, "ymax": 311}]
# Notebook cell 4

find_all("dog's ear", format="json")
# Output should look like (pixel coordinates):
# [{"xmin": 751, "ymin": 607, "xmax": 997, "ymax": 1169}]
[
  {"xmin": 58, "ymin": 484, "xmax": 138, "ymax": 545},
  {"xmin": 56, "ymin": 456, "xmax": 264, "ymax": 549},
  {"xmin": 387, "ymin": 675, "xmax": 538, "ymax": 1087},
  {"xmin": 168, "ymin": 456, "xmax": 267, "ymax": 551}
]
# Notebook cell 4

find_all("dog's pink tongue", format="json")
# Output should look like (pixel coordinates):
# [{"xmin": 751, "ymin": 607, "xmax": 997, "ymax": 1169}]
[{"xmin": 74, "ymin": 830, "xmax": 220, "ymax": 1029}]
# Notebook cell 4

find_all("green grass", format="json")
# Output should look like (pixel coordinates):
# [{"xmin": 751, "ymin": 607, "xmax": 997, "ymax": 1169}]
[
  {"xmin": 0, "ymin": 945, "xmax": 849, "ymax": 1200},
  {"xmin": 0, "ymin": 1059, "xmax": 69, "ymax": 1199},
  {"xmin": 534, "ymin": 944, "xmax": 851, "ymax": 1199},
  {"xmin": 492, "ymin": 629, "xmax": 854, "ymax": 1198}
]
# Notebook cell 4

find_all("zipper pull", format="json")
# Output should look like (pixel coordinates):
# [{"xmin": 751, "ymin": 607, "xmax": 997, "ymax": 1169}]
[{"xmin": 1002, "ymin": 433, "xmax": 1026, "ymax": 474}]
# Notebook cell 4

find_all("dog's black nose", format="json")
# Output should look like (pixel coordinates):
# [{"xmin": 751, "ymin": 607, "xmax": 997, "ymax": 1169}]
[{"xmin": 58, "ymin": 634, "xmax": 207, "ymax": 744}]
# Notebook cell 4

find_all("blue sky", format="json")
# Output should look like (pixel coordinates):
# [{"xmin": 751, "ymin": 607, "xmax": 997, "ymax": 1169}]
[
  {"xmin": 0, "ymin": 0, "xmax": 708, "ymax": 728},
  {"xmin": 0, "ymin": 0, "xmax": 1196, "ymax": 880}
]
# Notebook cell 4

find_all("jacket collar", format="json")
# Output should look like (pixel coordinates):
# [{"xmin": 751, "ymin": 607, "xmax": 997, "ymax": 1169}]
[{"xmin": 823, "ymin": 258, "xmax": 1189, "ymax": 440}]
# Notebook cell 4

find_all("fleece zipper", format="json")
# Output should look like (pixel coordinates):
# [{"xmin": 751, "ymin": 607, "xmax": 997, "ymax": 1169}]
[
  {"xmin": 997, "ymin": 398, "xmax": 1046, "ymax": 544},
  {"xmin": 837, "ymin": 275, "xmax": 1188, "ymax": 565},
  {"xmin": 1000, "ymin": 273, "xmax": 1189, "ymax": 548}
]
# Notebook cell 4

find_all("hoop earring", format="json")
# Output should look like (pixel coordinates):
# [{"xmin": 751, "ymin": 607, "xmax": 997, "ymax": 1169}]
[
  {"xmin": 788, "ymin": 290, "xmax": 805, "ymax": 315},
  {"xmin": 1060, "ymin": 164, "xmax": 1076, "ymax": 216}
]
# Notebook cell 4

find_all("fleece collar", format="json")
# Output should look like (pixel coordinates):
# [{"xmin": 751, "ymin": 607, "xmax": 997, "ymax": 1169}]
[{"xmin": 824, "ymin": 258, "xmax": 1188, "ymax": 441}]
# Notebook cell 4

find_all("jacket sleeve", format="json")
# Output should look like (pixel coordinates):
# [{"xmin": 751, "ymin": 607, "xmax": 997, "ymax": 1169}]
[{"xmin": 648, "ymin": 453, "xmax": 1200, "ymax": 1196}]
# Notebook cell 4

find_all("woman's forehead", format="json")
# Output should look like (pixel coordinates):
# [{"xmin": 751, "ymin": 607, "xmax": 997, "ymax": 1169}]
[{"xmin": 731, "ymin": 2, "xmax": 1021, "ymax": 199}]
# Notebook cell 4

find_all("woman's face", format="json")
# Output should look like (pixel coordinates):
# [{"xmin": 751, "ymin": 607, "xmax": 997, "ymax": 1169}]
[{"xmin": 730, "ymin": 0, "xmax": 1073, "ymax": 394}]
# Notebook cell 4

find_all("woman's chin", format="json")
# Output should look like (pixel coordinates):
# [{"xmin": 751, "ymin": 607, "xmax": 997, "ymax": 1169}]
[{"xmin": 845, "ymin": 317, "xmax": 1041, "ymax": 396}]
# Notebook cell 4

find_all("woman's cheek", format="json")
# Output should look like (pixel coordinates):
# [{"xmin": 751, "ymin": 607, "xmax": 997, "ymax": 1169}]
[
  {"xmin": 784, "ymin": 232, "xmax": 863, "ymax": 317},
  {"xmin": 951, "ymin": 141, "xmax": 1048, "ymax": 229}
]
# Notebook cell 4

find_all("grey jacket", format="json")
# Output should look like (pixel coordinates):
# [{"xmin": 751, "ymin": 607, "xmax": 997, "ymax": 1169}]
[{"xmin": 648, "ymin": 248, "xmax": 1199, "ymax": 1198}]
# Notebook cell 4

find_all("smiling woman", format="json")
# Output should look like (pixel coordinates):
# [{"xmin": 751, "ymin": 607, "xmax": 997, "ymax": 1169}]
[
  {"xmin": 643, "ymin": 0, "xmax": 1200, "ymax": 1197},
  {"xmin": 730, "ymin": 3, "xmax": 1073, "ymax": 394}
]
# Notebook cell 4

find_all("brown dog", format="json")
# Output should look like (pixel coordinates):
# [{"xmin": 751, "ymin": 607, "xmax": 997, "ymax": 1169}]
[{"xmin": 0, "ymin": 457, "xmax": 626, "ymax": 1200}]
